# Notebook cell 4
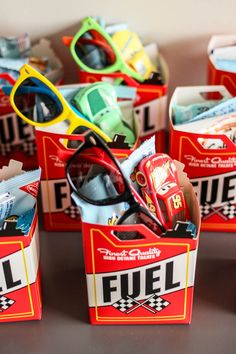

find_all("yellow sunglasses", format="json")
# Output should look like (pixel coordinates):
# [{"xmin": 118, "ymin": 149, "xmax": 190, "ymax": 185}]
[{"xmin": 9, "ymin": 64, "xmax": 111, "ymax": 142}]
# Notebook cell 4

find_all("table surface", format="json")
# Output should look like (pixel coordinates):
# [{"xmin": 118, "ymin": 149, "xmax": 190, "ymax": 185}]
[{"xmin": 0, "ymin": 228, "xmax": 236, "ymax": 354}]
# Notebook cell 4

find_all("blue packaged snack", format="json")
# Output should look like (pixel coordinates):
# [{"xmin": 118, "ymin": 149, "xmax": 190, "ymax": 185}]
[
  {"xmin": 0, "ymin": 193, "xmax": 15, "ymax": 223},
  {"xmin": 0, "ymin": 168, "xmax": 41, "ymax": 222},
  {"xmin": 71, "ymin": 174, "xmax": 128, "ymax": 225},
  {"xmin": 187, "ymin": 97, "xmax": 236, "ymax": 123},
  {"xmin": 16, "ymin": 207, "xmax": 35, "ymax": 235},
  {"xmin": 0, "ymin": 34, "xmax": 31, "ymax": 59},
  {"xmin": 211, "ymin": 44, "xmax": 236, "ymax": 73},
  {"xmin": 173, "ymin": 100, "xmax": 226, "ymax": 125},
  {"xmin": 215, "ymin": 59, "xmax": 236, "ymax": 73},
  {"xmin": 121, "ymin": 136, "xmax": 156, "ymax": 191}
]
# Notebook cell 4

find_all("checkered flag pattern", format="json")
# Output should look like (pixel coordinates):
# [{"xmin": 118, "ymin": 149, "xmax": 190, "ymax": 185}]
[
  {"xmin": 200, "ymin": 204, "xmax": 211, "ymax": 218},
  {"xmin": 112, "ymin": 295, "xmax": 170, "ymax": 314},
  {"xmin": 200, "ymin": 202, "xmax": 236, "ymax": 220},
  {"xmin": 0, "ymin": 295, "xmax": 15, "ymax": 312},
  {"xmin": 0, "ymin": 143, "xmax": 13, "ymax": 156},
  {"xmin": 221, "ymin": 203, "xmax": 236, "ymax": 219},
  {"xmin": 145, "ymin": 294, "xmax": 170, "ymax": 312},
  {"xmin": 112, "ymin": 297, "xmax": 137, "ymax": 313},
  {"xmin": 64, "ymin": 205, "xmax": 81, "ymax": 219},
  {"xmin": 21, "ymin": 140, "xmax": 36, "ymax": 156}
]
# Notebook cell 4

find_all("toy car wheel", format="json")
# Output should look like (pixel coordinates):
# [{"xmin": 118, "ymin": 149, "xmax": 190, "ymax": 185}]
[
  {"xmin": 136, "ymin": 171, "xmax": 147, "ymax": 187},
  {"xmin": 148, "ymin": 203, "xmax": 156, "ymax": 213}
]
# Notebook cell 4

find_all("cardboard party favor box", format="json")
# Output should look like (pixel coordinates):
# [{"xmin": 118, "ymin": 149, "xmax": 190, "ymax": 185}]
[
  {"xmin": 208, "ymin": 35, "xmax": 236, "ymax": 96},
  {"xmin": 82, "ymin": 160, "xmax": 200, "ymax": 325},
  {"xmin": 0, "ymin": 39, "xmax": 63, "ymax": 170},
  {"xmin": 0, "ymin": 207, "xmax": 41, "ymax": 323},
  {"xmin": 169, "ymin": 85, "xmax": 236, "ymax": 232}
]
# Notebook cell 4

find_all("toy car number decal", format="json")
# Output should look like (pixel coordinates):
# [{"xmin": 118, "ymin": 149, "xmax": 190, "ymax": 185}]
[{"xmin": 172, "ymin": 194, "xmax": 183, "ymax": 209}]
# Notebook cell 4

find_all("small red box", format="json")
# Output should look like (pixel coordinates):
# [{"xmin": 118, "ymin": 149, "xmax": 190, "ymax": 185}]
[
  {"xmin": 82, "ymin": 163, "xmax": 200, "ymax": 325},
  {"xmin": 169, "ymin": 85, "xmax": 236, "ymax": 232},
  {"xmin": 208, "ymin": 35, "xmax": 236, "ymax": 96},
  {"xmin": 0, "ymin": 207, "xmax": 41, "ymax": 323}
]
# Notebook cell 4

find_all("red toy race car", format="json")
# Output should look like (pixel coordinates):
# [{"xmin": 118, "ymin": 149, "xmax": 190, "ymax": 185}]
[{"xmin": 135, "ymin": 153, "xmax": 189, "ymax": 230}]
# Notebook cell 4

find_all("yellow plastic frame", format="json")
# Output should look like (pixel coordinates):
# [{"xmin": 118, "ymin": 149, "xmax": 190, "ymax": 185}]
[{"xmin": 9, "ymin": 64, "xmax": 111, "ymax": 142}]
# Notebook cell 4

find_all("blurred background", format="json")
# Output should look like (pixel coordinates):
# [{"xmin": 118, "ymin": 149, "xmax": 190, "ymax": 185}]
[{"xmin": 2, "ymin": 0, "xmax": 236, "ymax": 96}]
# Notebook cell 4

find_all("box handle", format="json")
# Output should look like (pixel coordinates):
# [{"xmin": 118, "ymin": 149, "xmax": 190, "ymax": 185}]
[
  {"xmin": 182, "ymin": 131, "xmax": 236, "ymax": 151},
  {"xmin": 199, "ymin": 91, "xmax": 224, "ymax": 101}
]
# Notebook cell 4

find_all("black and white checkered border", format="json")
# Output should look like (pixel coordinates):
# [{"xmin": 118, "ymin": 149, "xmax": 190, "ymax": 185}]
[
  {"xmin": 21, "ymin": 140, "xmax": 37, "ymax": 156},
  {"xmin": 200, "ymin": 204, "xmax": 211, "ymax": 217},
  {"xmin": 112, "ymin": 298, "xmax": 137, "ymax": 313},
  {"xmin": 64, "ymin": 205, "xmax": 81, "ymax": 219},
  {"xmin": 0, "ymin": 295, "xmax": 15, "ymax": 312},
  {"xmin": 112, "ymin": 294, "xmax": 170, "ymax": 314},
  {"xmin": 0, "ymin": 140, "xmax": 36, "ymax": 157},
  {"xmin": 200, "ymin": 202, "xmax": 236, "ymax": 220},
  {"xmin": 0, "ymin": 143, "xmax": 13, "ymax": 156},
  {"xmin": 146, "ymin": 294, "xmax": 170, "ymax": 312},
  {"xmin": 221, "ymin": 203, "xmax": 236, "ymax": 219}
]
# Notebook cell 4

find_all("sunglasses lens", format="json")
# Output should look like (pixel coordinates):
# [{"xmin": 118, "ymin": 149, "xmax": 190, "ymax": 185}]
[
  {"xmin": 14, "ymin": 78, "xmax": 63, "ymax": 123},
  {"xmin": 74, "ymin": 30, "xmax": 116, "ymax": 70},
  {"xmin": 68, "ymin": 143, "xmax": 125, "ymax": 203}
]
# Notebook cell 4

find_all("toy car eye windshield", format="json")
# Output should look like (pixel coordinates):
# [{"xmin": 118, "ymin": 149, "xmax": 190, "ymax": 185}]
[{"xmin": 86, "ymin": 89, "xmax": 112, "ymax": 117}]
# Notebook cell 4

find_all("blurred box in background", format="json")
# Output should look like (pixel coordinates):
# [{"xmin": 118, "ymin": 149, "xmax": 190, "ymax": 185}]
[
  {"xmin": 169, "ymin": 85, "xmax": 236, "ymax": 232},
  {"xmin": 0, "ymin": 39, "xmax": 63, "ymax": 170},
  {"xmin": 0, "ymin": 207, "xmax": 41, "ymax": 323},
  {"xmin": 208, "ymin": 35, "xmax": 236, "ymax": 96}
]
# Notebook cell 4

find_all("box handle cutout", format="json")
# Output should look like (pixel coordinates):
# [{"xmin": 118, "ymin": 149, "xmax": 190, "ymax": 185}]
[
  {"xmin": 199, "ymin": 91, "xmax": 224, "ymax": 101},
  {"xmin": 197, "ymin": 137, "xmax": 228, "ymax": 149},
  {"xmin": 113, "ymin": 230, "xmax": 145, "ymax": 241}
]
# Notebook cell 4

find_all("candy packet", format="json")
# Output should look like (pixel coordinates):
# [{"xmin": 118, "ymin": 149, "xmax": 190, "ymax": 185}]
[
  {"xmin": 175, "ymin": 114, "xmax": 236, "ymax": 149},
  {"xmin": 71, "ymin": 174, "xmax": 128, "ymax": 225},
  {"xmin": 186, "ymin": 97, "xmax": 236, "ymax": 123},
  {"xmin": 0, "ymin": 34, "xmax": 31, "ymax": 59},
  {"xmin": 0, "ymin": 163, "xmax": 41, "ymax": 224},
  {"xmin": 172, "ymin": 99, "xmax": 226, "ymax": 125},
  {"xmin": 121, "ymin": 136, "xmax": 156, "ymax": 190},
  {"xmin": 211, "ymin": 45, "xmax": 236, "ymax": 73}
]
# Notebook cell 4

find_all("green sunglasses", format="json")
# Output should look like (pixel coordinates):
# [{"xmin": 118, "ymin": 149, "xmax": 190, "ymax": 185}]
[{"xmin": 65, "ymin": 17, "xmax": 145, "ymax": 82}]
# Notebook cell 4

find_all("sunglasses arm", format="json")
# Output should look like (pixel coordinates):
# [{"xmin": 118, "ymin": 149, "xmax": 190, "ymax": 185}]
[
  {"xmin": 120, "ymin": 61, "xmax": 145, "ymax": 83},
  {"xmin": 66, "ymin": 110, "xmax": 112, "ymax": 143},
  {"xmin": 62, "ymin": 36, "xmax": 73, "ymax": 47},
  {"xmin": 0, "ymin": 73, "xmax": 16, "ymax": 85}
]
